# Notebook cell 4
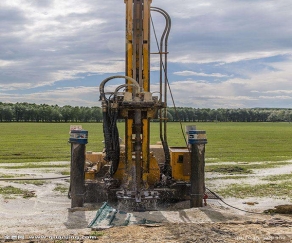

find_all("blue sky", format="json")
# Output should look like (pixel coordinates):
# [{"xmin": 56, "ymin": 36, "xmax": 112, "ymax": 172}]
[{"xmin": 0, "ymin": 0, "xmax": 292, "ymax": 108}]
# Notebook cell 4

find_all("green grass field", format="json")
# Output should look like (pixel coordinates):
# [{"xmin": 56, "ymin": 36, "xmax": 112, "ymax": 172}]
[{"xmin": 0, "ymin": 122, "xmax": 292, "ymax": 163}]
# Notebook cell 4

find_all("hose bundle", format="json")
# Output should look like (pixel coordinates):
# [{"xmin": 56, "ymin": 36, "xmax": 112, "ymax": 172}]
[{"xmin": 102, "ymin": 99, "xmax": 120, "ymax": 176}]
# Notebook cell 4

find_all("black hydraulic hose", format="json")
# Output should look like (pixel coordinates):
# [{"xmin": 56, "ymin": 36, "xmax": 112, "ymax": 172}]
[
  {"xmin": 99, "ymin": 76, "xmax": 139, "ymax": 101},
  {"xmin": 99, "ymin": 76, "xmax": 139, "ymax": 175},
  {"xmin": 102, "ymin": 109, "xmax": 112, "ymax": 162},
  {"xmin": 110, "ymin": 110, "xmax": 120, "ymax": 175},
  {"xmin": 151, "ymin": 7, "xmax": 171, "ymax": 104},
  {"xmin": 151, "ymin": 7, "xmax": 172, "ymax": 174},
  {"xmin": 113, "ymin": 84, "xmax": 133, "ymax": 101},
  {"xmin": 102, "ymin": 102, "xmax": 120, "ymax": 176},
  {"xmin": 102, "ymin": 109, "xmax": 120, "ymax": 175}
]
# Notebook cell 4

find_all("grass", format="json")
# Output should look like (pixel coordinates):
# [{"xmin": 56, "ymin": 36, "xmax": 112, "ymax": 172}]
[
  {"xmin": 90, "ymin": 231, "xmax": 104, "ymax": 237},
  {"xmin": 0, "ymin": 123, "xmax": 94, "ymax": 163},
  {"xmin": 0, "ymin": 186, "xmax": 24, "ymax": 195},
  {"xmin": 217, "ymin": 182, "xmax": 292, "ymax": 199},
  {"xmin": 206, "ymin": 161, "xmax": 291, "ymax": 173},
  {"xmin": 262, "ymin": 173, "xmax": 292, "ymax": 181},
  {"xmin": 206, "ymin": 175, "xmax": 248, "ymax": 180},
  {"xmin": 0, "ymin": 185, "xmax": 35, "ymax": 199},
  {"xmin": 206, "ymin": 165, "xmax": 252, "ymax": 174},
  {"xmin": 0, "ymin": 173, "xmax": 15, "ymax": 178},
  {"xmin": 200, "ymin": 122, "xmax": 292, "ymax": 162},
  {"xmin": 13, "ymin": 180, "xmax": 47, "ymax": 186},
  {"xmin": 53, "ymin": 184, "xmax": 68, "ymax": 194},
  {"xmin": 60, "ymin": 170, "xmax": 70, "ymax": 175},
  {"xmin": 0, "ymin": 163, "xmax": 69, "ymax": 169},
  {"xmin": 0, "ymin": 173, "xmax": 26, "ymax": 178},
  {"xmin": 1, "ymin": 122, "xmax": 292, "ymax": 163}
]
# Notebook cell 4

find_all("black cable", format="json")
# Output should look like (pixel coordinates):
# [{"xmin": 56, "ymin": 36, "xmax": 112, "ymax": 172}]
[
  {"xmin": 150, "ymin": 14, "xmax": 188, "ymax": 149},
  {"xmin": 206, "ymin": 187, "xmax": 263, "ymax": 215},
  {"xmin": 219, "ymin": 198, "xmax": 263, "ymax": 215},
  {"xmin": 110, "ymin": 109, "xmax": 120, "ymax": 175},
  {"xmin": 102, "ymin": 92, "xmax": 120, "ymax": 176},
  {"xmin": 102, "ymin": 109, "xmax": 111, "ymax": 162}
]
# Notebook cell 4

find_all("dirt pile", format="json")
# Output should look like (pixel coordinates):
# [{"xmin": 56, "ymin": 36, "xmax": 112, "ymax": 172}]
[{"xmin": 88, "ymin": 220, "xmax": 292, "ymax": 243}]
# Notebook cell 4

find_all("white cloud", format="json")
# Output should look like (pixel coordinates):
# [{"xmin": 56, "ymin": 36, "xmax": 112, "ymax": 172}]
[
  {"xmin": 0, "ymin": 86, "xmax": 100, "ymax": 107},
  {"xmin": 173, "ymin": 70, "xmax": 229, "ymax": 78},
  {"xmin": 263, "ymin": 90, "xmax": 292, "ymax": 94},
  {"xmin": 0, "ymin": 60, "xmax": 20, "ymax": 67},
  {"xmin": 0, "ymin": 0, "xmax": 292, "ymax": 108},
  {"xmin": 0, "ymin": 0, "xmax": 124, "ymax": 89},
  {"xmin": 259, "ymin": 96, "xmax": 292, "ymax": 100},
  {"xmin": 167, "ymin": 57, "xmax": 292, "ymax": 108},
  {"xmin": 169, "ymin": 51, "xmax": 292, "ymax": 65}
]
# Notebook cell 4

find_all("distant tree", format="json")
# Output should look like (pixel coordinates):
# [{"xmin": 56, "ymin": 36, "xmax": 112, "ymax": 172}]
[
  {"xmin": 14, "ymin": 103, "xmax": 26, "ymax": 122},
  {"xmin": 1, "ymin": 101, "xmax": 292, "ymax": 123},
  {"xmin": 73, "ymin": 106, "xmax": 81, "ymax": 122},
  {"xmin": 51, "ymin": 107, "xmax": 62, "ymax": 122},
  {"xmin": 267, "ymin": 111, "xmax": 279, "ymax": 122},
  {"xmin": 167, "ymin": 111, "xmax": 173, "ymax": 122},
  {"xmin": 185, "ymin": 108, "xmax": 195, "ymax": 122},
  {"xmin": 284, "ymin": 110, "xmax": 292, "ymax": 123},
  {"xmin": 0, "ymin": 105, "xmax": 13, "ymax": 122},
  {"xmin": 167, "ymin": 108, "xmax": 176, "ymax": 121},
  {"xmin": 81, "ymin": 107, "xmax": 92, "ymax": 122},
  {"xmin": 178, "ymin": 108, "xmax": 187, "ymax": 122},
  {"xmin": 91, "ymin": 106, "xmax": 102, "ymax": 122},
  {"xmin": 60, "ymin": 105, "xmax": 74, "ymax": 122},
  {"xmin": 201, "ymin": 109, "xmax": 209, "ymax": 122}
]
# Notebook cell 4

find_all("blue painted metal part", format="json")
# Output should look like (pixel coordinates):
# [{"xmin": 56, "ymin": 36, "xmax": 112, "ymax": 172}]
[
  {"xmin": 188, "ymin": 130, "xmax": 207, "ymax": 145},
  {"xmin": 189, "ymin": 139, "xmax": 208, "ymax": 144},
  {"xmin": 69, "ymin": 130, "xmax": 88, "ymax": 144}
]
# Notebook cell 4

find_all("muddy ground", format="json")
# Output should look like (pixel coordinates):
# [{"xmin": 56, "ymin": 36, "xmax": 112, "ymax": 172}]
[{"xmin": 0, "ymin": 161, "xmax": 292, "ymax": 242}]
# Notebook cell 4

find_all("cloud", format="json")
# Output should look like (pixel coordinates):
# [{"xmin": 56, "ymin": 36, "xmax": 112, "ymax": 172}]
[
  {"xmin": 166, "ymin": 57, "xmax": 292, "ymax": 108},
  {"xmin": 0, "ymin": 0, "xmax": 124, "ymax": 88},
  {"xmin": 259, "ymin": 96, "xmax": 292, "ymax": 100},
  {"xmin": 0, "ymin": 86, "xmax": 99, "ymax": 106},
  {"xmin": 173, "ymin": 70, "xmax": 229, "ymax": 78},
  {"xmin": 263, "ymin": 90, "xmax": 292, "ymax": 94},
  {"xmin": 165, "ymin": 0, "xmax": 292, "ymax": 63},
  {"xmin": 0, "ymin": 0, "xmax": 292, "ymax": 108}
]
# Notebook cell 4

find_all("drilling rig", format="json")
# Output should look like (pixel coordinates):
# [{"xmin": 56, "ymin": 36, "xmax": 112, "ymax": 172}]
[
  {"xmin": 69, "ymin": 0, "xmax": 207, "ymax": 211},
  {"xmin": 99, "ymin": 0, "xmax": 172, "ymax": 211}
]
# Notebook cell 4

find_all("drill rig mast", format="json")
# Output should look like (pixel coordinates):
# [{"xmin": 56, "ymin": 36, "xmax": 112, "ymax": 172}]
[{"xmin": 99, "ymin": 0, "xmax": 171, "ymax": 210}]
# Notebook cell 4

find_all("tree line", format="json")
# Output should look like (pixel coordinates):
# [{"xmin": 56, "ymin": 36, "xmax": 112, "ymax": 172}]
[
  {"xmin": 0, "ymin": 102, "xmax": 291, "ymax": 122},
  {"xmin": 0, "ymin": 102, "xmax": 102, "ymax": 122},
  {"xmin": 166, "ymin": 107, "xmax": 292, "ymax": 122}
]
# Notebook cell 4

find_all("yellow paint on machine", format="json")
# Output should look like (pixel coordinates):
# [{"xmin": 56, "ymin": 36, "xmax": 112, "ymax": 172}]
[
  {"xmin": 85, "ymin": 152, "xmax": 106, "ymax": 180},
  {"xmin": 169, "ymin": 147, "xmax": 191, "ymax": 181},
  {"xmin": 113, "ymin": 151, "xmax": 160, "ymax": 186}
]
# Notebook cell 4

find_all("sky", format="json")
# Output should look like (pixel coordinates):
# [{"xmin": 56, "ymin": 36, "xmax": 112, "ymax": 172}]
[{"xmin": 0, "ymin": 0, "xmax": 292, "ymax": 108}]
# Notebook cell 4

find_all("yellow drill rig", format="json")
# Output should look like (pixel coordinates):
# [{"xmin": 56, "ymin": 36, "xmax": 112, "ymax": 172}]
[{"xmin": 70, "ymin": 0, "xmax": 206, "ymax": 211}]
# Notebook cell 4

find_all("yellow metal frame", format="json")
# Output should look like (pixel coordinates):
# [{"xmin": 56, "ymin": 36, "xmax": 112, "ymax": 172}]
[
  {"xmin": 122, "ymin": 0, "xmax": 155, "ymax": 187},
  {"xmin": 169, "ymin": 147, "xmax": 191, "ymax": 181},
  {"xmin": 113, "ymin": 151, "xmax": 160, "ymax": 187}
]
